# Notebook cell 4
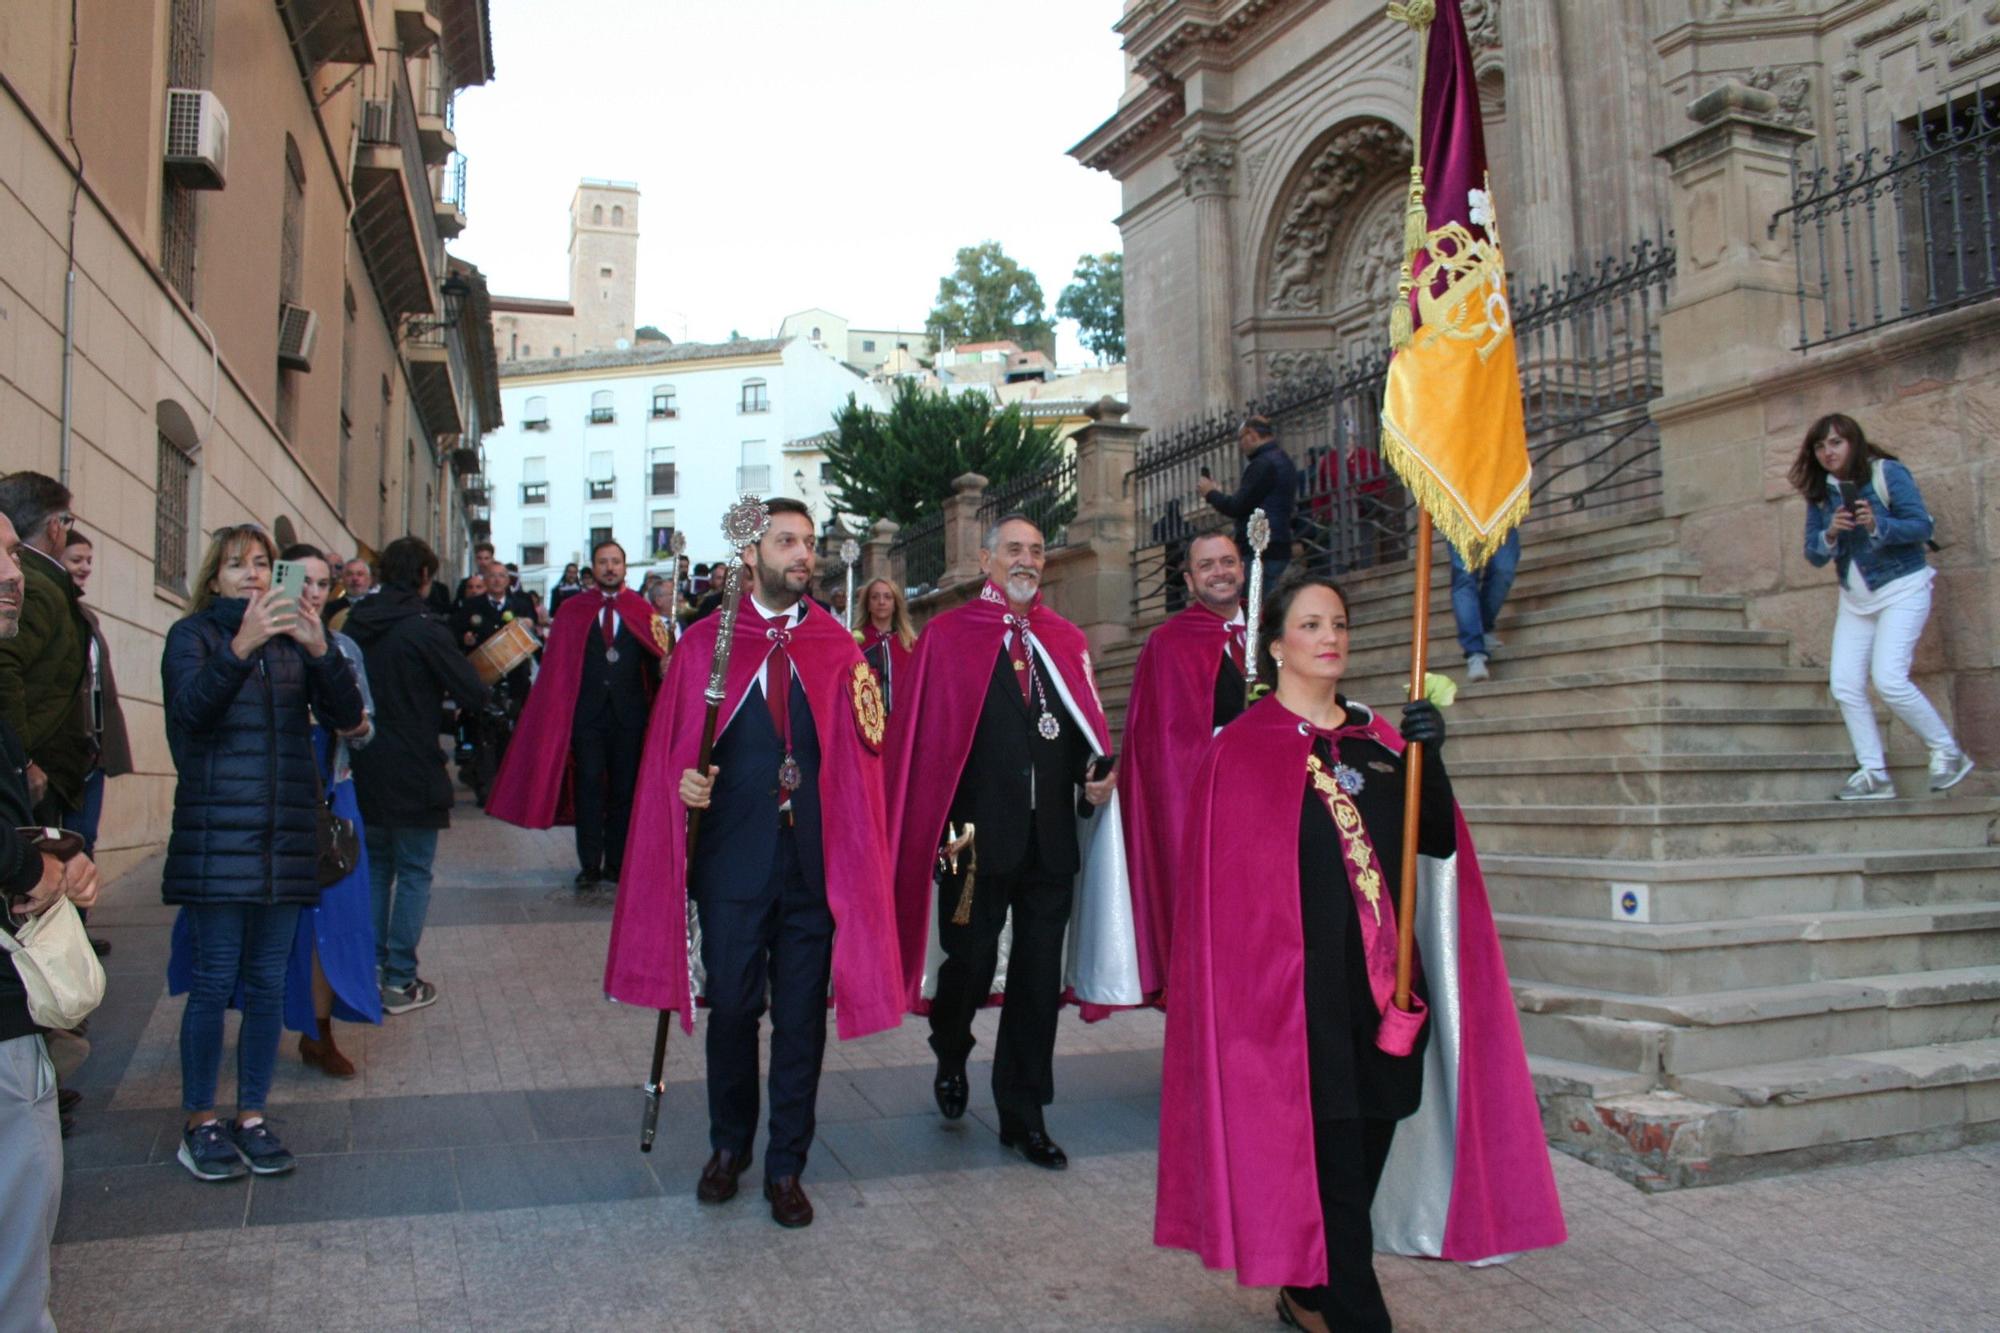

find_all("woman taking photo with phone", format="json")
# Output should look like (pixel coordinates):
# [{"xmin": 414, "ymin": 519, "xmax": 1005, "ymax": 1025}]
[
  {"xmin": 1792, "ymin": 413, "xmax": 1974, "ymax": 800},
  {"xmin": 160, "ymin": 525, "xmax": 364, "ymax": 1181}
]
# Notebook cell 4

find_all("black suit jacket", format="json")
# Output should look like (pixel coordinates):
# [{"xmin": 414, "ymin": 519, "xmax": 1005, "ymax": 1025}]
[
  {"xmin": 572, "ymin": 611, "xmax": 655, "ymax": 730},
  {"xmin": 688, "ymin": 669, "xmax": 825, "ymax": 902},
  {"xmin": 948, "ymin": 648, "xmax": 1094, "ymax": 880}
]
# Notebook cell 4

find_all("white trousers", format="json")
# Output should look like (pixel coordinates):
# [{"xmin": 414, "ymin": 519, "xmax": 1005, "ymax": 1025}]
[
  {"xmin": 0, "ymin": 1034, "xmax": 60, "ymax": 1333},
  {"xmin": 1827, "ymin": 579, "xmax": 1957, "ymax": 774}
]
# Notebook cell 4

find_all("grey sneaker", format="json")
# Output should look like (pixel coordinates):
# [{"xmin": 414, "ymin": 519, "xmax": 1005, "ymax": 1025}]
[
  {"xmin": 1485, "ymin": 632, "xmax": 1504, "ymax": 652},
  {"xmin": 1929, "ymin": 748, "xmax": 1975, "ymax": 792},
  {"xmin": 1835, "ymin": 768, "xmax": 1896, "ymax": 801},
  {"xmin": 229, "ymin": 1119, "xmax": 296, "ymax": 1176},
  {"xmin": 1464, "ymin": 653, "xmax": 1490, "ymax": 683},
  {"xmin": 178, "ymin": 1120, "xmax": 248, "ymax": 1182},
  {"xmin": 381, "ymin": 978, "xmax": 439, "ymax": 1015}
]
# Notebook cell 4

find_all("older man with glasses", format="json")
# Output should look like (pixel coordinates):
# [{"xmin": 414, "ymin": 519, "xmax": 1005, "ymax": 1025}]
[{"xmin": 0, "ymin": 473, "xmax": 92, "ymax": 831}]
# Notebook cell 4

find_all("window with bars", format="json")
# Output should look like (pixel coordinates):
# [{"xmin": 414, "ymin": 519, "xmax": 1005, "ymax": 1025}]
[
  {"xmin": 589, "ymin": 389, "xmax": 615, "ymax": 424},
  {"xmin": 155, "ymin": 432, "xmax": 194, "ymax": 595},
  {"xmin": 589, "ymin": 524, "xmax": 614, "ymax": 551},
  {"xmin": 650, "ymin": 448, "xmax": 676, "ymax": 495},
  {"xmin": 159, "ymin": 0, "xmax": 206, "ymax": 303},
  {"xmin": 276, "ymin": 135, "xmax": 306, "ymax": 439},
  {"xmin": 650, "ymin": 385, "xmax": 677, "ymax": 418},
  {"xmin": 739, "ymin": 379, "xmax": 769, "ymax": 413},
  {"xmin": 522, "ymin": 455, "xmax": 548, "ymax": 504}
]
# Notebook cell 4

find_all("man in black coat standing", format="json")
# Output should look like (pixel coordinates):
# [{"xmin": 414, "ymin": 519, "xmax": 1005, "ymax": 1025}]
[
  {"xmin": 344, "ymin": 537, "xmax": 488, "ymax": 1016},
  {"xmin": 1198, "ymin": 414, "xmax": 1298, "ymax": 587}
]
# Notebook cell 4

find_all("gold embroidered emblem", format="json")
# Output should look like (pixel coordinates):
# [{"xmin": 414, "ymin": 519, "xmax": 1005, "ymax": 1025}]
[
  {"xmin": 849, "ymin": 659, "xmax": 886, "ymax": 751},
  {"xmin": 1308, "ymin": 753, "xmax": 1384, "ymax": 924},
  {"xmin": 650, "ymin": 613, "xmax": 673, "ymax": 657}
]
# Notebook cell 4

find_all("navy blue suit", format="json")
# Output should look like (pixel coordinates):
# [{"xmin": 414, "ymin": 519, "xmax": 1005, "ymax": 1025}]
[{"xmin": 689, "ymin": 622, "xmax": 832, "ymax": 1182}]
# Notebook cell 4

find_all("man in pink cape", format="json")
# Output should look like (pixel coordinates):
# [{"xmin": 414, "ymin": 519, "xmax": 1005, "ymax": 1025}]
[
  {"xmin": 603, "ymin": 499, "xmax": 901, "ymax": 1228},
  {"xmin": 486, "ymin": 539, "xmax": 669, "ymax": 887},
  {"xmin": 1156, "ymin": 693, "xmax": 1565, "ymax": 1307},
  {"xmin": 882, "ymin": 513, "xmax": 1130, "ymax": 1170},
  {"xmin": 1117, "ymin": 530, "xmax": 1248, "ymax": 1002}
]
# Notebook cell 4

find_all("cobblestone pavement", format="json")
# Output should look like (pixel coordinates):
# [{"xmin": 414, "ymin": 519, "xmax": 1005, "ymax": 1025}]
[{"xmin": 52, "ymin": 797, "xmax": 2000, "ymax": 1331}]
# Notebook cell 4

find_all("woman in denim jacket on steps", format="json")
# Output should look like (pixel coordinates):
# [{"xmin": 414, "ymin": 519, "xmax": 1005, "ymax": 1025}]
[{"xmin": 1791, "ymin": 413, "xmax": 1974, "ymax": 800}]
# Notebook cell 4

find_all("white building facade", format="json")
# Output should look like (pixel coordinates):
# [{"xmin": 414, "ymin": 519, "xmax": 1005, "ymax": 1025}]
[{"xmin": 483, "ymin": 337, "xmax": 884, "ymax": 589}]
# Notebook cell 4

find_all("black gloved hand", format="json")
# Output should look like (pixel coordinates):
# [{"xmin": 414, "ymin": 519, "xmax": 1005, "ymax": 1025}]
[{"xmin": 1399, "ymin": 699, "xmax": 1446, "ymax": 753}]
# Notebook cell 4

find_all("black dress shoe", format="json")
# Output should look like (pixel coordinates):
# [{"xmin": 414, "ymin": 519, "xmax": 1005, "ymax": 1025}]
[
  {"xmin": 573, "ymin": 870, "xmax": 600, "ymax": 890},
  {"xmin": 696, "ymin": 1148, "xmax": 752, "ymax": 1204},
  {"xmin": 763, "ymin": 1175, "xmax": 814, "ymax": 1228},
  {"xmin": 933, "ymin": 1066, "xmax": 969, "ymax": 1120},
  {"xmin": 999, "ymin": 1126, "xmax": 1067, "ymax": 1170}
]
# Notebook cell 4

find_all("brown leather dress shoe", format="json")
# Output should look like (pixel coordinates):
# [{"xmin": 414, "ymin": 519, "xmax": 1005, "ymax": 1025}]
[
  {"xmin": 300, "ymin": 1020, "xmax": 357, "ymax": 1078},
  {"xmin": 763, "ymin": 1175, "xmax": 813, "ymax": 1229},
  {"xmin": 696, "ymin": 1148, "xmax": 752, "ymax": 1204}
]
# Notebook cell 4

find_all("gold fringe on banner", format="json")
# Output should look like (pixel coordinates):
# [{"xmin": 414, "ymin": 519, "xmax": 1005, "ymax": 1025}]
[{"xmin": 1379, "ymin": 422, "xmax": 1530, "ymax": 571}]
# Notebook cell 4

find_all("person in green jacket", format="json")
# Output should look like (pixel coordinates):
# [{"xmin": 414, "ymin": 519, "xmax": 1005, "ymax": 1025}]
[{"xmin": 0, "ymin": 471, "xmax": 91, "ymax": 825}]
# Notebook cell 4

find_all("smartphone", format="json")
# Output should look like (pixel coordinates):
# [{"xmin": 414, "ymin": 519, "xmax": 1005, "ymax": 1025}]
[
  {"xmin": 1827, "ymin": 478, "xmax": 1858, "ymax": 513},
  {"xmin": 270, "ymin": 559, "xmax": 307, "ymax": 605},
  {"xmin": 1078, "ymin": 753, "xmax": 1117, "ymax": 818},
  {"xmin": 1199, "ymin": 466, "xmax": 1212, "ymax": 481}
]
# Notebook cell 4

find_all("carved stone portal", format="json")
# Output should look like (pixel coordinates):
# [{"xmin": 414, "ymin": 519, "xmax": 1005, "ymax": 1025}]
[{"xmin": 1263, "ymin": 120, "xmax": 1413, "ymax": 313}]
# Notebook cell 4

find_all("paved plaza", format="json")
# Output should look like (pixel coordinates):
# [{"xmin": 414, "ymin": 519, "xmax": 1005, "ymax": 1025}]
[{"xmin": 50, "ymin": 800, "xmax": 2000, "ymax": 1332}]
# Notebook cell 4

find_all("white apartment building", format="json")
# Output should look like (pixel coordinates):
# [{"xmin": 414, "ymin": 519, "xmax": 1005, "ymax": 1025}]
[
  {"xmin": 482, "ymin": 337, "xmax": 885, "ymax": 589},
  {"xmin": 779, "ymin": 307, "xmax": 933, "ymax": 375}
]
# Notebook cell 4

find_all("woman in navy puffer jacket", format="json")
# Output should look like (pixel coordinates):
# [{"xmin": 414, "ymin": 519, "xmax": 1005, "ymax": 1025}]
[{"xmin": 160, "ymin": 523, "xmax": 363, "ymax": 1182}]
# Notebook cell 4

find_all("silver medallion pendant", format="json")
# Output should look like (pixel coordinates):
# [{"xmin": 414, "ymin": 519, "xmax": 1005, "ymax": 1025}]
[
  {"xmin": 778, "ymin": 754, "xmax": 802, "ymax": 792},
  {"xmin": 1332, "ymin": 762, "xmax": 1366, "ymax": 795},
  {"xmin": 604, "ymin": 646, "xmax": 620, "ymax": 664},
  {"xmin": 1037, "ymin": 710, "xmax": 1060, "ymax": 741}
]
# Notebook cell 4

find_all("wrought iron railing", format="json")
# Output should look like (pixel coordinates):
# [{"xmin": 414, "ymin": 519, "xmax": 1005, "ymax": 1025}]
[
  {"xmin": 977, "ymin": 455, "xmax": 1079, "ymax": 550},
  {"xmin": 889, "ymin": 509, "xmax": 947, "ymax": 595},
  {"xmin": 1127, "ymin": 230, "xmax": 1675, "ymax": 618},
  {"xmin": 1775, "ymin": 86, "xmax": 2000, "ymax": 348},
  {"xmin": 438, "ymin": 152, "xmax": 468, "ymax": 212}
]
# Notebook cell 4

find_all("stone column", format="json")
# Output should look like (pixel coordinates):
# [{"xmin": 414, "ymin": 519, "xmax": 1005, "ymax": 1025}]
[
  {"xmin": 1503, "ymin": 0, "xmax": 1576, "ymax": 273},
  {"xmin": 1654, "ymin": 81, "xmax": 1813, "ymax": 516},
  {"xmin": 1173, "ymin": 132, "xmax": 1238, "ymax": 410},
  {"xmin": 938, "ymin": 472, "xmax": 988, "ymax": 591},
  {"xmin": 1061, "ymin": 396, "xmax": 1146, "ymax": 649},
  {"xmin": 864, "ymin": 517, "xmax": 899, "ymax": 587}
]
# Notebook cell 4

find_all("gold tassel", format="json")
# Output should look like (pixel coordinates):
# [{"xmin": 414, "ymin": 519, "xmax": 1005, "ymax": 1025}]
[
  {"xmin": 1404, "ymin": 167, "xmax": 1428, "ymax": 257},
  {"xmin": 1389, "ymin": 267, "xmax": 1415, "ymax": 348},
  {"xmin": 950, "ymin": 859, "xmax": 977, "ymax": 926}
]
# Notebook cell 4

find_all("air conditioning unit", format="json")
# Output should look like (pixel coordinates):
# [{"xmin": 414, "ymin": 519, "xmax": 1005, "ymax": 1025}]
[
  {"xmin": 164, "ymin": 88, "xmax": 228, "ymax": 189},
  {"xmin": 277, "ymin": 303, "xmax": 319, "ymax": 371}
]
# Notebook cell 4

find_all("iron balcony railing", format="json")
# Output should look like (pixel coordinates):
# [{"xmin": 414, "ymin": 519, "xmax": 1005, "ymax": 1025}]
[
  {"xmin": 1774, "ymin": 85, "xmax": 2000, "ymax": 349},
  {"xmin": 438, "ymin": 152, "xmax": 468, "ymax": 211},
  {"xmin": 977, "ymin": 454, "xmax": 1080, "ymax": 551},
  {"xmin": 889, "ymin": 509, "xmax": 947, "ymax": 595},
  {"xmin": 1127, "ymin": 229, "xmax": 1675, "ymax": 618}
]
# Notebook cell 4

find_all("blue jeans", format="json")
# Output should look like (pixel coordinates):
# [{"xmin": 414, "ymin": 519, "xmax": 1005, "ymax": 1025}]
[
  {"xmin": 63, "ymin": 767, "xmax": 105, "ymax": 857},
  {"xmin": 178, "ymin": 903, "xmax": 301, "ymax": 1114},
  {"xmin": 1448, "ymin": 528, "xmax": 1520, "ymax": 657},
  {"xmin": 368, "ymin": 826, "xmax": 440, "ymax": 989}
]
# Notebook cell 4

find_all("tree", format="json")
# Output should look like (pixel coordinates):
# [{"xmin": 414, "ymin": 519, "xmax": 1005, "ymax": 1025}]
[
  {"xmin": 1058, "ymin": 252, "xmax": 1125, "ymax": 363},
  {"xmin": 925, "ymin": 241, "xmax": 1054, "ymax": 355},
  {"xmin": 821, "ymin": 381, "xmax": 1063, "ymax": 527}
]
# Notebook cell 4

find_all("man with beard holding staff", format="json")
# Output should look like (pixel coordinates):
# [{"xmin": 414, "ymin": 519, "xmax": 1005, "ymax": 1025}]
[
  {"xmin": 883, "ymin": 514, "xmax": 1129, "ymax": 1171},
  {"xmin": 1116, "ymin": 529, "xmax": 1248, "ymax": 1006},
  {"xmin": 604, "ymin": 498, "xmax": 902, "ymax": 1229},
  {"xmin": 487, "ymin": 539, "xmax": 669, "ymax": 889}
]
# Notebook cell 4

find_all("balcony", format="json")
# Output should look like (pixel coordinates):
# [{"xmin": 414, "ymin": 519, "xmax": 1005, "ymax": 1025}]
[
  {"xmin": 393, "ymin": 0, "xmax": 440, "ymax": 55},
  {"xmin": 278, "ymin": 0, "xmax": 374, "ymax": 69},
  {"xmin": 416, "ymin": 59, "xmax": 456, "ymax": 164},
  {"xmin": 521, "ymin": 482, "xmax": 549, "ymax": 505},
  {"xmin": 404, "ymin": 321, "xmax": 466, "ymax": 439},
  {"xmin": 588, "ymin": 406, "xmax": 615, "ymax": 425},
  {"xmin": 353, "ymin": 57, "xmax": 444, "ymax": 319},
  {"xmin": 461, "ymin": 474, "xmax": 488, "ymax": 504},
  {"xmin": 433, "ymin": 153, "xmax": 467, "ymax": 238},
  {"xmin": 588, "ymin": 479, "xmax": 615, "ymax": 500},
  {"xmin": 450, "ymin": 443, "xmax": 480, "ymax": 474}
]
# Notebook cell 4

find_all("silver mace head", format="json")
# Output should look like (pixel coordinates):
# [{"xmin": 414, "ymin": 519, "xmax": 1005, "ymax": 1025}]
[
  {"xmin": 839, "ymin": 538, "xmax": 860, "ymax": 567},
  {"xmin": 1244, "ymin": 507, "xmax": 1270, "ymax": 687},
  {"xmin": 722, "ymin": 494, "xmax": 771, "ymax": 553}
]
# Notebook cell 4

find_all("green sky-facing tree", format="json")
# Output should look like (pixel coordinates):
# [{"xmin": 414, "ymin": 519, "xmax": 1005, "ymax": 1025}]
[
  {"xmin": 925, "ymin": 241, "xmax": 1055, "ymax": 356},
  {"xmin": 1057, "ymin": 251, "xmax": 1124, "ymax": 363}
]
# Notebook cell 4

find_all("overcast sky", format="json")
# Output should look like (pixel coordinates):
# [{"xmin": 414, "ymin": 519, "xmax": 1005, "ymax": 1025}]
[{"xmin": 449, "ymin": 0, "xmax": 1128, "ymax": 365}]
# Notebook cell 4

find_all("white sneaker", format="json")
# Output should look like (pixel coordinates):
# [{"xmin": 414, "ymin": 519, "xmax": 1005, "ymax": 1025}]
[
  {"xmin": 1835, "ymin": 768, "xmax": 1896, "ymax": 801},
  {"xmin": 1485, "ymin": 632, "xmax": 1504, "ymax": 652},
  {"xmin": 1929, "ymin": 748, "xmax": 1975, "ymax": 792},
  {"xmin": 1464, "ymin": 653, "xmax": 1490, "ymax": 683}
]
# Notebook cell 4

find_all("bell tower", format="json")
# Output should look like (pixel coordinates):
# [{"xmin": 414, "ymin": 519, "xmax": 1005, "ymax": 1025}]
[{"xmin": 567, "ymin": 179, "xmax": 639, "ymax": 353}]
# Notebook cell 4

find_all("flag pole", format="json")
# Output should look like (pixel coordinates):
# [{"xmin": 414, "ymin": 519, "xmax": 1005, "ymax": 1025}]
[{"xmin": 1393, "ymin": 510, "xmax": 1431, "ymax": 1012}]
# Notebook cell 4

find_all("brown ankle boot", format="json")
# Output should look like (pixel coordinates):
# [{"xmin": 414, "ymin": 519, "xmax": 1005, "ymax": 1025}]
[{"xmin": 299, "ymin": 1019, "xmax": 356, "ymax": 1078}]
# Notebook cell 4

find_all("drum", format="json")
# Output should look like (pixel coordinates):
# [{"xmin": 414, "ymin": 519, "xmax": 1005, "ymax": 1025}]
[{"xmin": 470, "ymin": 618, "xmax": 539, "ymax": 686}]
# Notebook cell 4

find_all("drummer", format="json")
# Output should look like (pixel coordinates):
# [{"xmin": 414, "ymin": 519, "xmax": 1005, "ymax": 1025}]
[{"xmin": 343, "ymin": 537, "xmax": 489, "ymax": 1015}]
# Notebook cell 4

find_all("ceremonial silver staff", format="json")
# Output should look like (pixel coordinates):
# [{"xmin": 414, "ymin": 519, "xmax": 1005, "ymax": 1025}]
[
  {"xmin": 839, "ymin": 536, "xmax": 860, "ymax": 631},
  {"xmin": 662, "ymin": 528, "xmax": 688, "ymax": 638},
  {"xmin": 1242, "ymin": 507, "xmax": 1271, "ymax": 691},
  {"xmin": 641, "ymin": 494, "xmax": 770, "ymax": 1154}
]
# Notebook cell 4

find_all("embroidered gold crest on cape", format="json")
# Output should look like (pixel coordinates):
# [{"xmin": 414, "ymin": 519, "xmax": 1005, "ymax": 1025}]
[{"xmin": 849, "ymin": 660, "xmax": 886, "ymax": 751}]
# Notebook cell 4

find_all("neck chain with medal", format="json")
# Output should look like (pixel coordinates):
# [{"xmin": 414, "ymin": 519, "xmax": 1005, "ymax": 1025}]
[
  {"xmin": 1007, "ymin": 614, "xmax": 1062, "ymax": 741},
  {"xmin": 767, "ymin": 616, "xmax": 803, "ymax": 793},
  {"xmin": 602, "ymin": 595, "xmax": 622, "ymax": 664}
]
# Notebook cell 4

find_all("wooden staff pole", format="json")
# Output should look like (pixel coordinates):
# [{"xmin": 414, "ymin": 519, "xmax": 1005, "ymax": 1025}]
[{"xmin": 1393, "ymin": 509, "xmax": 1433, "ymax": 1012}]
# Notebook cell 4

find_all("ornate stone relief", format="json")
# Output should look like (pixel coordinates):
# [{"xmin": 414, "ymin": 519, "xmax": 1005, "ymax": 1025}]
[
  {"xmin": 1173, "ymin": 134, "xmax": 1237, "ymax": 198},
  {"xmin": 1263, "ymin": 121, "xmax": 1413, "ymax": 313},
  {"xmin": 1244, "ymin": 145, "xmax": 1275, "ymax": 189},
  {"xmin": 1747, "ymin": 64, "xmax": 1815, "ymax": 129},
  {"xmin": 1266, "ymin": 350, "xmax": 1331, "ymax": 384},
  {"xmin": 1462, "ymin": 0, "xmax": 1501, "ymax": 56}
]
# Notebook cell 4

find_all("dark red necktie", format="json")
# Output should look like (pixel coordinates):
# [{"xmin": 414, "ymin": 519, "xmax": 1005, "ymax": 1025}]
[
  {"xmin": 1006, "ymin": 615, "xmax": 1033, "ymax": 703},
  {"xmin": 762, "ymin": 610, "xmax": 793, "ymax": 759},
  {"xmin": 599, "ymin": 599, "xmax": 616, "ymax": 648},
  {"xmin": 1226, "ymin": 623, "xmax": 1246, "ymax": 675}
]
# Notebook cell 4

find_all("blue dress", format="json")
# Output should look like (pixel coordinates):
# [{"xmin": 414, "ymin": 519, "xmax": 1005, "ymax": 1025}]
[{"xmin": 169, "ymin": 634, "xmax": 384, "ymax": 1030}]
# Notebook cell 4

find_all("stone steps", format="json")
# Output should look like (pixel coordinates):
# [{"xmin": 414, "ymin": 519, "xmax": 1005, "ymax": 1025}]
[
  {"xmin": 1448, "ymin": 750, "xmax": 1940, "ymax": 807},
  {"xmin": 1442, "ymin": 706, "xmax": 1854, "ymax": 760},
  {"xmin": 1480, "ymin": 848, "xmax": 2000, "ymax": 921},
  {"xmin": 1466, "ymin": 793, "xmax": 2000, "ymax": 859},
  {"xmin": 1338, "ymin": 515, "xmax": 1682, "ymax": 606},
  {"xmin": 1497, "ymin": 900, "xmax": 2000, "ymax": 994},
  {"xmin": 1343, "ymin": 591, "xmax": 1751, "ymax": 659},
  {"xmin": 1342, "ymin": 625, "xmax": 1795, "ymax": 682}
]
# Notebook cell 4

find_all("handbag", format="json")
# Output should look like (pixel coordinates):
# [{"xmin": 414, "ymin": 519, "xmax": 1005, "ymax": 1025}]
[
  {"xmin": 311, "ymin": 748, "xmax": 360, "ymax": 889},
  {"xmin": 2, "ymin": 828, "xmax": 107, "ymax": 1028}
]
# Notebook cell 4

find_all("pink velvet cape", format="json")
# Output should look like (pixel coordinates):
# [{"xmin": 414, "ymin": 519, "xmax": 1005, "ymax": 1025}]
[
  {"xmin": 882, "ymin": 583, "xmax": 1113, "ymax": 1007},
  {"xmin": 1155, "ymin": 695, "xmax": 1565, "ymax": 1284},
  {"xmin": 1116, "ymin": 603, "xmax": 1238, "ymax": 1002},
  {"xmin": 486, "ymin": 587, "xmax": 664, "ymax": 829},
  {"xmin": 601, "ymin": 598, "xmax": 904, "ymax": 1041}
]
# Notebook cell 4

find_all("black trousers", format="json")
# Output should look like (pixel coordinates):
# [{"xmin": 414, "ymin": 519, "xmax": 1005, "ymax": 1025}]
[
  {"xmin": 570, "ymin": 712, "xmax": 642, "ymax": 876},
  {"xmin": 697, "ymin": 827, "xmax": 834, "ymax": 1181},
  {"xmin": 1289, "ymin": 1117, "xmax": 1398, "ymax": 1331},
  {"xmin": 927, "ymin": 840, "xmax": 1073, "ymax": 1132}
]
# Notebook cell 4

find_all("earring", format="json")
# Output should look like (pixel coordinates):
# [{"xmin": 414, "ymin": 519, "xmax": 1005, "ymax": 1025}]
[{"xmin": 1272, "ymin": 656, "xmax": 1283, "ymax": 670}]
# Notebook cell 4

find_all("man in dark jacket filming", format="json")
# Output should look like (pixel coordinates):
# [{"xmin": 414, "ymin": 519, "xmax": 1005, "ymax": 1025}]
[
  {"xmin": 344, "ymin": 537, "xmax": 487, "ymax": 1016},
  {"xmin": 1197, "ymin": 414, "xmax": 1298, "ymax": 587}
]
